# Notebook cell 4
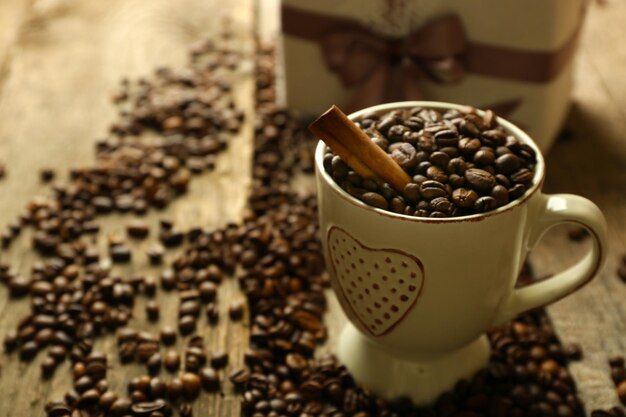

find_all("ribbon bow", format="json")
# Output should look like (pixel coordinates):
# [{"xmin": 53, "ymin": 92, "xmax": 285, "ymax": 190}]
[{"xmin": 321, "ymin": 15, "xmax": 467, "ymax": 112}]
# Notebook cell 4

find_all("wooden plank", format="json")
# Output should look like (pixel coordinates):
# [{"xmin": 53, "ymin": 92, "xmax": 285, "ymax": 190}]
[
  {"xmin": 529, "ymin": 0, "xmax": 626, "ymax": 411},
  {"xmin": 0, "ymin": 0, "xmax": 31, "ymax": 81},
  {"xmin": 0, "ymin": 0, "xmax": 254, "ymax": 415}
]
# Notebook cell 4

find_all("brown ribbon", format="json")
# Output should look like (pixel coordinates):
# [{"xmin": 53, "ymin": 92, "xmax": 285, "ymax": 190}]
[{"xmin": 281, "ymin": 5, "xmax": 584, "ymax": 115}]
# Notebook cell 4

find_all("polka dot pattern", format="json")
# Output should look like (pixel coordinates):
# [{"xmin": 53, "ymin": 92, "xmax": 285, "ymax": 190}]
[{"xmin": 328, "ymin": 227, "xmax": 425, "ymax": 337}]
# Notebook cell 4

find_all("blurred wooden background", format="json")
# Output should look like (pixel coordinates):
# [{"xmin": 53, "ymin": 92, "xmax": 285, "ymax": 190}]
[{"xmin": 0, "ymin": 0, "xmax": 625, "ymax": 414}]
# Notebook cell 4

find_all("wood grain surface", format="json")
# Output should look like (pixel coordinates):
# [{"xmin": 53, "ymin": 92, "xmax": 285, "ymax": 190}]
[{"xmin": 0, "ymin": 0, "xmax": 625, "ymax": 415}]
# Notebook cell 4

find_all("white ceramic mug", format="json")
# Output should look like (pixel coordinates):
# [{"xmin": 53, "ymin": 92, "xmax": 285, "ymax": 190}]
[{"xmin": 314, "ymin": 101, "xmax": 608, "ymax": 404}]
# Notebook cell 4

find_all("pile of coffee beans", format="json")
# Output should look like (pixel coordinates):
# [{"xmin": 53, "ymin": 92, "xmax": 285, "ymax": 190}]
[
  {"xmin": 323, "ymin": 107, "xmax": 537, "ymax": 218},
  {"xmin": 0, "ymin": 30, "xmax": 619, "ymax": 417}
]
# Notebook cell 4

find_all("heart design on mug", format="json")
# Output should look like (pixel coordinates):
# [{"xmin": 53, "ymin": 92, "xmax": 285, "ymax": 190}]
[{"xmin": 327, "ymin": 226, "xmax": 425, "ymax": 337}]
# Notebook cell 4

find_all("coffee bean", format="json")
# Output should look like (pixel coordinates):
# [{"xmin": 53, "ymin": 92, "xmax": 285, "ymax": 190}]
[
  {"xmin": 200, "ymin": 367, "xmax": 220, "ymax": 391},
  {"xmin": 474, "ymin": 149, "xmax": 495, "ymax": 166},
  {"xmin": 330, "ymin": 156, "xmax": 349, "ymax": 179},
  {"xmin": 434, "ymin": 129, "xmax": 459, "ymax": 147},
  {"xmin": 609, "ymin": 356, "xmax": 625, "ymax": 368},
  {"xmin": 210, "ymin": 352, "xmax": 229, "ymax": 369},
  {"xmin": 179, "ymin": 300, "xmax": 201, "ymax": 318},
  {"xmin": 109, "ymin": 398, "xmax": 132, "ymax": 415},
  {"xmin": 402, "ymin": 183, "xmax": 420, "ymax": 203},
  {"xmin": 131, "ymin": 399, "xmax": 168, "ymax": 415},
  {"xmin": 205, "ymin": 303, "xmax": 219, "ymax": 324},
  {"xmin": 181, "ymin": 373, "xmax": 201, "ymax": 399},
  {"xmin": 178, "ymin": 315, "xmax": 196, "ymax": 335},
  {"xmin": 77, "ymin": 389, "xmax": 100, "ymax": 408},
  {"xmin": 39, "ymin": 168, "xmax": 56, "ymax": 182},
  {"xmin": 425, "ymin": 165, "xmax": 447, "ymax": 182},
  {"xmin": 166, "ymin": 378, "xmax": 183, "ymax": 402},
  {"xmin": 420, "ymin": 180, "xmax": 446, "ymax": 200},
  {"xmin": 481, "ymin": 129, "xmax": 506, "ymax": 147},
  {"xmin": 20, "ymin": 340, "xmax": 38, "ymax": 361},
  {"xmin": 229, "ymin": 368, "xmax": 250, "ymax": 390},
  {"xmin": 389, "ymin": 142, "xmax": 418, "ymax": 169},
  {"xmin": 474, "ymin": 196, "xmax": 497, "ymax": 213},
  {"xmin": 491, "ymin": 185, "xmax": 510, "ymax": 207},
  {"xmin": 147, "ymin": 243, "xmax": 165, "ymax": 265},
  {"xmin": 99, "ymin": 391, "xmax": 118, "ymax": 410},
  {"xmin": 360, "ymin": 192, "xmax": 388, "ymax": 210},
  {"xmin": 429, "ymin": 197, "xmax": 452, "ymax": 213},
  {"xmin": 229, "ymin": 300, "xmax": 244, "ymax": 321},
  {"xmin": 147, "ymin": 353, "xmax": 162, "ymax": 375},
  {"xmin": 41, "ymin": 356, "xmax": 58, "ymax": 378},
  {"xmin": 164, "ymin": 351, "xmax": 181, "ymax": 372},
  {"xmin": 47, "ymin": 403, "xmax": 72, "ymax": 417},
  {"xmin": 465, "ymin": 168, "xmax": 496, "ymax": 192},
  {"xmin": 110, "ymin": 245, "xmax": 132, "ymax": 263},
  {"xmin": 495, "ymin": 153, "xmax": 522, "ymax": 175},
  {"xmin": 126, "ymin": 220, "xmax": 149, "ymax": 239},
  {"xmin": 429, "ymin": 151, "xmax": 451, "ymax": 168},
  {"xmin": 452, "ymin": 188, "xmax": 478, "ymax": 209},
  {"xmin": 612, "ymin": 368, "xmax": 626, "ymax": 384},
  {"xmin": 160, "ymin": 327, "xmax": 177, "ymax": 346},
  {"xmin": 198, "ymin": 281, "xmax": 217, "ymax": 302},
  {"xmin": 3, "ymin": 330, "xmax": 19, "ymax": 352},
  {"xmin": 146, "ymin": 301, "xmax": 160, "ymax": 322},
  {"xmin": 510, "ymin": 168, "xmax": 534, "ymax": 184}
]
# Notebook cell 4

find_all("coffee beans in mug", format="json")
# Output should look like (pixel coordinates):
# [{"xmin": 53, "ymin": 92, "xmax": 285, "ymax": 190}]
[{"xmin": 323, "ymin": 107, "xmax": 536, "ymax": 218}]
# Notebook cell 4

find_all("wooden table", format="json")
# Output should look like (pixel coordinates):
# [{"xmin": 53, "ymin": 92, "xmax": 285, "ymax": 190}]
[{"xmin": 0, "ymin": 0, "xmax": 624, "ymax": 414}]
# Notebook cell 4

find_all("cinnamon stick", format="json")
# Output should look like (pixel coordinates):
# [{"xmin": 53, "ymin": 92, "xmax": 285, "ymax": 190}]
[{"xmin": 309, "ymin": 105, "xmax": 411, "ymax": 193}]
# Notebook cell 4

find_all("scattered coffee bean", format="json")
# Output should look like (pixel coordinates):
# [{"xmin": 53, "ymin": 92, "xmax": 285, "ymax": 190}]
[
  {"xmin": 228, "ymin": 300, "xmax": 244, "ymax": 321},
  {"xmin": 41, "ymin": 356, "xmax": 58, "ymax": 378},
  {"xmin": 200, "ymin": 367, "xmax": 220, "ymax": 392},
  {"xmin": 126, "ymin": 220, "xmax": 150, "ymax": 239},
  {"xmin": 210, "ymin": 352, "xmax": 228, "ymax": 369},
  {"xmin": 147, "ymin": 353, "xmax": 162, "ymax": 375},
  {"xmin": 610, "ymin": 356, "xmax": 625, "ymax": 368},
  {"xmin": 147, "ymin": 243, "xmax": 165, "ymax": 265},
  {"xmin": 166, "ymin": 378, "xmax": 183, "ymax": 402},
  {"xmin": 229, "ymin": 368, "xmax": 250, "ymax": 390},
  {"xmin": 131, "ymin": 399, "xmax": 168, "ymax": 415},
  {"xmin": 205, "ymin": 303, "xmax": 219, "ymax": 324},
  {"xmin": 164, "ymin": 351, "xmax": 180, "ymax": 372},
  {"xmin": 146, "ymin": 301, "xmax": 160, "ymax": 322},
  {"xmin": 160, "ymin": 327, "xmax": 177, "ymax": 346},
  {"xmin": 110, "ymin": 245, "xmax": 132, "ymax": 263},
  {"xmin": 180, "ymin": 373, "xmax": 201, "ymax": 399},
  {"xmin": 178, "ymin": 315, "xmax": 197, "ymax": 335},
  {"xmin": 40, "ymin": 168, "xmax": 56, "ymax": 183}
]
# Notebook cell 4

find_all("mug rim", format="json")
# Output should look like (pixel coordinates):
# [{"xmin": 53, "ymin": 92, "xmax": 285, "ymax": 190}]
[{"xmin": 314, "ymin": 101, "xmax": 546, "ymax": 223}]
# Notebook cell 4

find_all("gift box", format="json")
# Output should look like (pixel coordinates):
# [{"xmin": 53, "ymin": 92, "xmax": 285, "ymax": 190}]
[{"xmin": 279, "ymin": 0, "xmax": 587, "ymax": 151}]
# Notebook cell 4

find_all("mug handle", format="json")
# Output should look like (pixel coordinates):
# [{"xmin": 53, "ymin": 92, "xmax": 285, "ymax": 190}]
[{"xmin": 493, "ymin": 193, "xmax": 608, "ymax": 326}]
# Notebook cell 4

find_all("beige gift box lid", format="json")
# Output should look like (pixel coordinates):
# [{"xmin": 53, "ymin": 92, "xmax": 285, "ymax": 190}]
[{"xmin": 279, "ymin": 0, "xmax": 586, "ymax": 151}]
